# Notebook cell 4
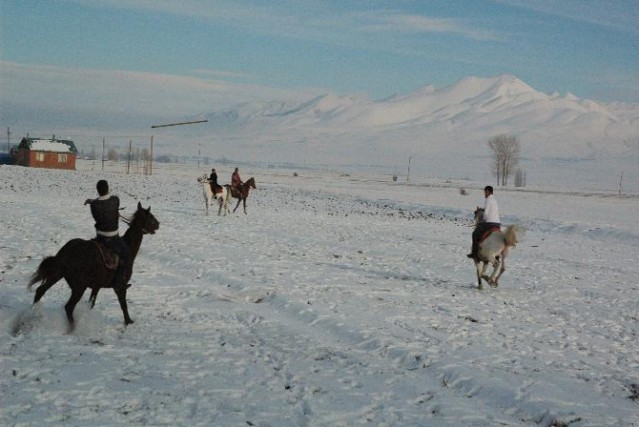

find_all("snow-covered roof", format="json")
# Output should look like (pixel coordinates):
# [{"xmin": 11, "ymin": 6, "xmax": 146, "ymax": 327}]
[{"xmin": 19, "ymin": 138, "xmax": 78, "ymax": 153}]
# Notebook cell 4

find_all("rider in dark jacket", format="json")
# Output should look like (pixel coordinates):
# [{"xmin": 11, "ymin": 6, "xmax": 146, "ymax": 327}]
[
  {"xmin": 209, "ymin": 168, "xmax": 223, "ymax": 198},
  {"xmin": 85, "ymin": 180, "xmax": 131, "ymax": 290}
]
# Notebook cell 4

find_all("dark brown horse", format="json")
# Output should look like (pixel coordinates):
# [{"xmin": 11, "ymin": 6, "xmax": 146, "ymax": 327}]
[
  {"xmin": 227, "ymin": 177, "xmax": 256, "ymax": 214},
  {"xmin": 27, "ymin": 202, "xmax": 159, "ymax": 329}
]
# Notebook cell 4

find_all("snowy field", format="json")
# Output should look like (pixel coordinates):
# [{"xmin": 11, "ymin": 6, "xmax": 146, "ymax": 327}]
[{"xmin": 1, "ymin": 161, "xmax": 638, "ymax": 426}]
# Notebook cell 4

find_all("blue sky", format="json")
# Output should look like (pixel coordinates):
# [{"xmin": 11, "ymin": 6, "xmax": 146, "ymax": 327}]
[
  {"xmin": 1, "ymin": 0, "xmax": 639, "ymax": 145},
  {"xmin": 2, "ymin": 0, "xmax": 638, "ymax": 102}
]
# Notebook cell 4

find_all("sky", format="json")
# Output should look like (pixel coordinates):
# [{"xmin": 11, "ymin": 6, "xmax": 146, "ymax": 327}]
[{"xmin": 1, "ymin": 0, "xmax": 638, "ymax": 144}]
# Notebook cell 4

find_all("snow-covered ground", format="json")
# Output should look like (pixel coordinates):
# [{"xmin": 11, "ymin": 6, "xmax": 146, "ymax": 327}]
[{"xmin": 1, "ymin": 161, "xmax": 638, "ymax": 426}]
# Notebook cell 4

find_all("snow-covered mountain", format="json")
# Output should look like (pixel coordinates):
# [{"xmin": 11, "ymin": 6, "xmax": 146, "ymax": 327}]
[{"xmin": 184, "ymin": 75, "xmax": 639, "ymax": 190}]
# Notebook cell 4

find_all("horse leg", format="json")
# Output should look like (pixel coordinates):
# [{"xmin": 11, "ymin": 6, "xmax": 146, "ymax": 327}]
[
  {"xmin": 242, "ymin": 198, "xmax": 247, "ymax": 214},
  {"xmin": 33, "ymin": 276, "xmax": 61, "ymax": 304},
  {"xmin": 475, "ymin": 261, "xmax": 483, "ymax": 288},
  {"xmin": 222, "ymin": 198, "xmax": 229, "ymax": 216},
  {"xmin": 233, "ymin": 198, "xmax": 241, "ymax": 213},
  {"xmin": 114, "ymin": 288, "xmax": 134, "ymax": 325},
  {"xmin": 64, "ymin": 286, "xmax": 87, "ymax": 329},
  {"xmin": 492, "ymin": 256, "xmax": 506, "ymax": 287},
  {"xmin": 489, "ymin": 258, "xmax": 502, "ymax": 287},
  {"xmin": 89, "ymin": 288, "xmax": 99, "ymax": 308},
  {"xmin": 480, "ymin": 262, "xmax": 491, "ymax": 283}
]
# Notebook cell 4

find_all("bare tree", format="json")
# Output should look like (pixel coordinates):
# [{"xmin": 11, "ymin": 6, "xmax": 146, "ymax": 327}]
[{"xmin": 488, "ymin": 134, "xmax": 520, "ymax": 186}]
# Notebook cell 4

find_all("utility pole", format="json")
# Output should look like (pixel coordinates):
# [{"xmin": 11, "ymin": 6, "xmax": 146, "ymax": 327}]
[
  {"xmin": 6, "ymin": 127, "xmax": 11, "ymax": 152},
  {"xmin": 149, "ymin": 136, "xmax": 153, "ymax": 176},
  {"xmin": 127, "ymin": 139, "xmax": 132, "ymax": 174},
  {"xmin": 407, "ymin": 156, "xmax": 412, "ymax": 182}
]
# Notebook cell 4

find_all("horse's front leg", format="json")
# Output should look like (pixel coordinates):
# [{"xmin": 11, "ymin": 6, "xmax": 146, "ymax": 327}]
[
  {"xmin": 114, "ymin": 287, "xmax": 134, "ymax": 325},
  {"xmin": 89, "ymin": 288, "xmax": 99, "ymax": 308},
  {"xmin": 242, "ymin": 198, "xmax": 247, "ymax": 214},
  {"xmin": 233, "ymin": 198, "xmax": 241, "ymax": 213}
]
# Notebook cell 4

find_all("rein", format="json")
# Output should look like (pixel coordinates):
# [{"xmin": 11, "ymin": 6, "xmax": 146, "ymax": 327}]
[
  {"xmin": 119, "ymin": 212, "xmax": 150, "ymax": 234},
  {"xmin": 119, "ymin": 213, "xmax": 132, "ymax": 225}
]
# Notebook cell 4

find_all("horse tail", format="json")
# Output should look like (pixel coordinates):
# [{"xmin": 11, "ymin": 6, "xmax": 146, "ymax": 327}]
[
  {"xmin": 27, "ymin": 256, "xmax": 62, "ymax": 291},
  {"xmin": 504, "ymin": 225, "xmax": 519, "ymax": 247}
]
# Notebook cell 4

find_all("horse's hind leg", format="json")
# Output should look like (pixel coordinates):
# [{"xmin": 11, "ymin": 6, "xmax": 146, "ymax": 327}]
[
  {"xmin": 64, "ymin": 286, "xmax": 87, "ymax": 329},
  {"xmin": 233, "ymin": 198, "xmax": 241, "ymax": 213},
  {"xmin": 491, "ymin": 257, "xmax": 506, "ymax": 287},
  {"xmin": 488, "ymin": 259, "xmax": 502, "ymax": 287},
  {"xmin": 242, "ymin": 198, "xmax": 247, "ymax": 214},
  {"xmin": 33, "ymin": 276, "xmax": 62, "ymax": 304}
]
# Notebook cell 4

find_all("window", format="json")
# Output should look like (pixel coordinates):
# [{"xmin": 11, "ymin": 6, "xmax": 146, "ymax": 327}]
[
  {"xmin": 58, "ymin": 154, "xmax": 68, "ymax": 163},
  {"xmin": 35, "ymin": 152, "xmax": 45, "ymax": 162}
]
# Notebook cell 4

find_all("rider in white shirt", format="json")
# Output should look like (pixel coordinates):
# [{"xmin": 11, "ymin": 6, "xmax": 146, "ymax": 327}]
[{"xmin": 468, "ymin": 186, "xmax": 501, "ymax": 258}]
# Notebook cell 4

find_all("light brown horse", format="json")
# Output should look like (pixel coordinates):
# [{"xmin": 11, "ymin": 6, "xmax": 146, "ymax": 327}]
[
  {"xmin": 227, "ymin": 177, "xmax": 256, "ymax": 214},
  {"xmin": 27, "ymin": 202, "xmax": 159, "ymax": 330},
  {"xmin": 470, "ymin": 207, "xmax": 521, "ymax": 289}
]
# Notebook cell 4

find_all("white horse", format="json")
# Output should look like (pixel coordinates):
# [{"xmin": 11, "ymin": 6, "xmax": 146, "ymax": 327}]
[
  {"xmin": 197, "ymin": 175, "xmax": 231, "ymax": 216},
  {"xmin": 470, "ymin": 208, "xmax": 522, "ymax": 289}
]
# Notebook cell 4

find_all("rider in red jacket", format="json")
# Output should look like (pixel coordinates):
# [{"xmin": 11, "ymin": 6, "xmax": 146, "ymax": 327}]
[{"xmin": 231, "ymin": 167, "xmax": 243, "ymax": 191}]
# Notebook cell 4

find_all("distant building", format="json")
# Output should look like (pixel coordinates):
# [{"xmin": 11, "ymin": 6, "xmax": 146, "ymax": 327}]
[{"xmin": 12, "ymin": 137, "xmax": 78, "ymax": 170}]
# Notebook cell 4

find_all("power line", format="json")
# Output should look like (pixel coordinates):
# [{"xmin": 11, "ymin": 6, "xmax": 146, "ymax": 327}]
[{"xmin": 151, "ymin": 120, "xmax": 208, "ymax": 129}]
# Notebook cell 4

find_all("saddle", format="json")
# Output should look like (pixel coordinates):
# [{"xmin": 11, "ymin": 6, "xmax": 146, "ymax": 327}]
[
  {"xmin": 211, "ymin": 184, "xmax": 224, "ymax": 195},
  {"xmin": 92, "ymin": 240, "xmax": 119, "ymax": 270},
  {"xmin": 479, "ymin": 226, "xmax": 501, "ymax": 243}
]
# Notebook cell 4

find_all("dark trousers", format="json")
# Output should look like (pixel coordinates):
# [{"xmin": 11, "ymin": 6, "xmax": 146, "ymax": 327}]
[
  {"xmin": 96, "ymin": 235, "xmax": 131, "ymax": 283},
  {"xmin": 471, "ymin": 222, "xmax": 500, "ymax": 253}
]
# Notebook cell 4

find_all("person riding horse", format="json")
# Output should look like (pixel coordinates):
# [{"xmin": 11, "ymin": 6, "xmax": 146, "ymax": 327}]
[
  {"xmin": 209, "ymin": 168, "xmax": 224, "ymax": 199},
  {"xmin": 84, "ymin": 179, "xmax": 131, "ymax": 290},
  {"xmin": 231, "ymin": 167, "xmax": 243, "ymax": 192},
  {"xmin": 467, "ymin": 185, "xmax": 501, "ymax": 259}
]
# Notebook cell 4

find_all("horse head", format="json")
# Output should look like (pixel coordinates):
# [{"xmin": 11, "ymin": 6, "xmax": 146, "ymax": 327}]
[
  {"xmin": 132, "ymin": 202, "xmax": 160, "ymax": 234},
  {"xmin": 246, "ymin": 177, "xmax": 256, "ymax": 189},
  {"xmin": 197, "ymin": 174, "xmax": 208, "ymax": 184}
]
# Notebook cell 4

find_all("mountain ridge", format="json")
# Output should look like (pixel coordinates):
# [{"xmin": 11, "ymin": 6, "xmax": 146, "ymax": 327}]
[{"xmin": 186, "ymin": 74, "xmax": 638, "ymax": 188}]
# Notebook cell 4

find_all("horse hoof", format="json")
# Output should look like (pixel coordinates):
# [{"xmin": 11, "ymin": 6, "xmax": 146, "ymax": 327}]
[{"xmin": 125, "ymin": 319, "xmax": 134, "ymax": 326}]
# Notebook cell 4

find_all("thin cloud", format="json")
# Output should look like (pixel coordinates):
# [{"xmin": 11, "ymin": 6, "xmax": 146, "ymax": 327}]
[
  {"xmin": 191, "ymin": 68, "xmax": 256, "ymax": 81},
  {"xmin": 0, "ymin": 61, "xmax": 319, "ymax": 119},
  {"xmin": 495, "ymin": 0, "xmax": 639, "ymax": 35},
  {"xmin": 362, "ymin": 13, "xmax": 498, "ymax": 41},
  {"xmin": 71, "ymin": 1, "xmax": 498, "ymax": 50}
]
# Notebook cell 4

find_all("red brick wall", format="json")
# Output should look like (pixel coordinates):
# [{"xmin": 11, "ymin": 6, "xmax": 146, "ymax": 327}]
[{"xmin": 15, "ymin": 151, "xmax": 76, "ymax": 170}]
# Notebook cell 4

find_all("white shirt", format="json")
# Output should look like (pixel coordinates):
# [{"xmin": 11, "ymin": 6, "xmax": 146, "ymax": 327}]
[{"xmin": 483, "ymin": 194, "xmax": 500, "ymax": 223}]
